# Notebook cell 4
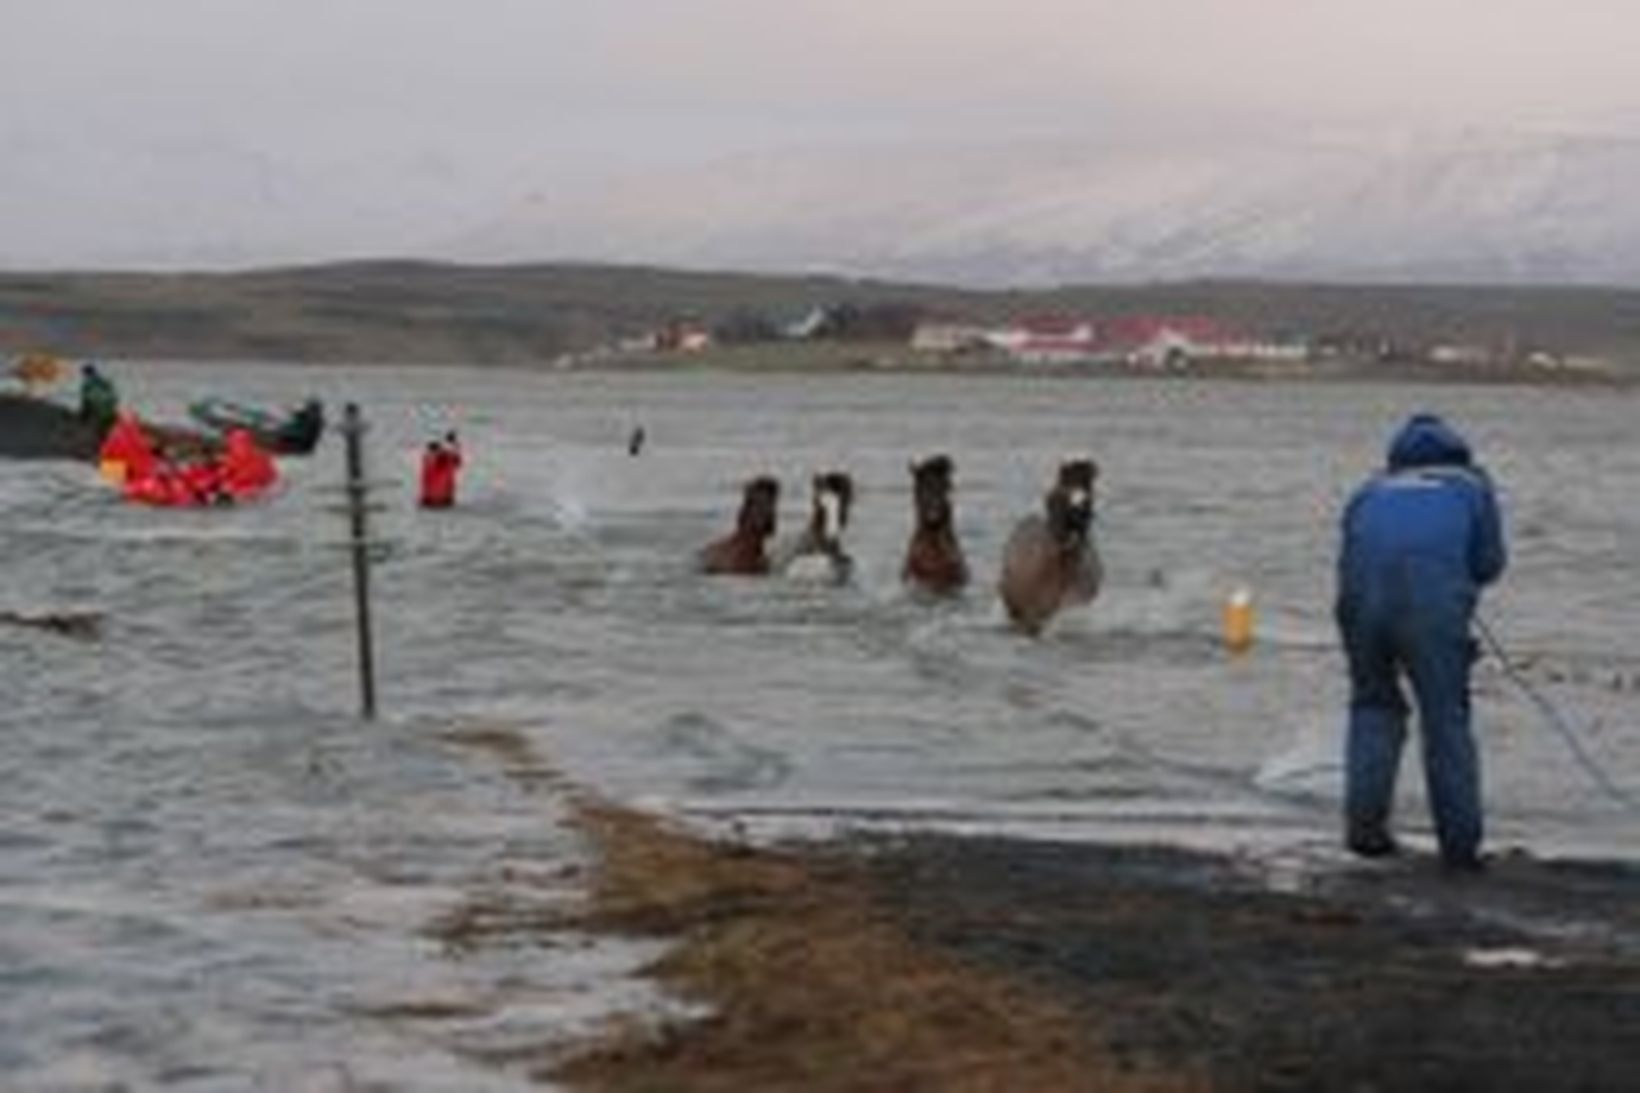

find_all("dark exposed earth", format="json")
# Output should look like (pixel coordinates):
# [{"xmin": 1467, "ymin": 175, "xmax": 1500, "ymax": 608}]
[{"xmin": 855, "ymin": 835, "xmax": 1640, "ymax": 1092}]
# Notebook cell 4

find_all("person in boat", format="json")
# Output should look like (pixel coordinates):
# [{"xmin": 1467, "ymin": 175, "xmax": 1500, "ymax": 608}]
[
  {"xmin": 179, "ymin": 458, "xmax": 231, "ymax": 506},
  {"xmin": 419, "ymin": 431, "xmax": 464, "ymax": 509},
  {"xmin": 700, "ymin": 475, "xmax": 780, "ymax": 575},
  {"xmin": 218, "ymin": 427, "xmax": 278, "ymax": 499},
  {"xmin": 276, "ymin": 398, "xmax": 324, "ymax": 452},
  {"xmin": 121, "ymin": 428, "xmax": 276, "ymax": 507},
  {"xmin": 998, "ymin": 459, "xmax": 1103, "ymax": 635},
  {"xmin": 78, "ymin": 363, "xmax": 119, "ymax": 438},
  {"xmin": 98, "ymin": 412, "xmax": 158, "ymax": 484},
  {"xmin": 1336, "ymin": 413, "xmax": 1506, "ymax": 872}
]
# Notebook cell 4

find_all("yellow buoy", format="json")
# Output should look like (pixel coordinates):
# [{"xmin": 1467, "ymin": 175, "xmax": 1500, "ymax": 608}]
[
  {"xmin": 99, "ymin": 459, "xmax": 128, "ymax": 486},
  {"xmin": 1223, "ymin": 585, "xmax": 1255, "ymax": 654}
]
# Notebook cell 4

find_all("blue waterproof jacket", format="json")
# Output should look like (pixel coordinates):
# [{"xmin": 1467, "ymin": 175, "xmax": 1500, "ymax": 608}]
[{"xmin": 1337, "ymin": 415, "xmax": 1507, "ymax": 619}]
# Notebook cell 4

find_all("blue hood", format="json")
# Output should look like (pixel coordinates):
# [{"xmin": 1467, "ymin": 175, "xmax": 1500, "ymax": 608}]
[{"xmin": 1386, "ymin": 414, "xmax": 1473, "ymax": 471}]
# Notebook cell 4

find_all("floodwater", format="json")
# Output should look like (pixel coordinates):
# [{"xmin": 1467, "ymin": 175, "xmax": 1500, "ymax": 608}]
[{"xmin": 3, "ymin": 362, "xmax": 1637, "ymax": 1087}]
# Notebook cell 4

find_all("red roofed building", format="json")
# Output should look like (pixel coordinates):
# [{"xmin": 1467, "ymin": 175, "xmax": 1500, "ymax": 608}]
[
  {"xmin": 991, "ymin": 314, "xmax": 1305, "ymax": 368},
  {"xmin": 1095, "ymin": 316, "xmax": 1233, "ymax": 363},
  {"xmin": 991, "ymin": 316, "xmax": 1099, "ymax": 363}
]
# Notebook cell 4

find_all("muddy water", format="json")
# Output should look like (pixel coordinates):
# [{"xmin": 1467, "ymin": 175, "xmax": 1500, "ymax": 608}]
[{"xmin": 3, "ymin": 362, "xmax": 1636, "ymax": 1086}]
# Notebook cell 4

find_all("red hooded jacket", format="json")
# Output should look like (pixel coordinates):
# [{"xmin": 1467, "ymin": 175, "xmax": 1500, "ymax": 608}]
[{"xmin": 420, "ymin": 442, "xmax": 462, "ymax": 508}]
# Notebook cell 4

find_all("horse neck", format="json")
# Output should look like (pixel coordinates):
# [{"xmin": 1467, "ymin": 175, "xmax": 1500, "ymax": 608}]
[
  {"xmin": 911, "ymin": 519, "xmax": 957, "ymax": 550},
  {"xmin": 908, "ymin": 529, "xmax": 965, "ymax": 579},
  {"xmin": 805, "ymin": 530, "xmax": 840, "ymax": 557},
  {"xmin": 723, "ymin": 530, "xmax": 768, "ymax": 571},
  {"xmin": 805, "ymin": 511, "xmax": 840, "ymax": 551},
  {"xmin": 736, "ymin": 504, "xmax": 771, "ymax": 536},
  {"xmin": 1045, "ymin": 496, "xmax": 1092, "ymax": 553},
  {"xmin": 742, "ymin": 539, "xmax": 771, "ymax": 571},
  {"xmin": 1050, "ymin": 528, "xmax": 1089, "ymax": 560},
  {"xmin": 812, "ymin": 485, "xmax": 848, "ymax": 538},
  {"xmin": 732, "ymin": 524, "xmax": 770, "ymax": 557}
]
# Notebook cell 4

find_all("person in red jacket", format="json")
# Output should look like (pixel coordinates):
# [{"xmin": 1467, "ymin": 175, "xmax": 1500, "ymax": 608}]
[
  {"xmin": 419, "ymin": 431, "xmax": 463, "ymax": 509},
  {"xmin": 219, "ymin": 428, "xmax": 278, "ymax": 500}
]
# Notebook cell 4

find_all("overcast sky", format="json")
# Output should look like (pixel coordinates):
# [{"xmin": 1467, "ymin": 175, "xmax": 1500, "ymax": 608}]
[{"xmin": 5, "ymin": 0, "xmax": 1639, "ymax": 267}]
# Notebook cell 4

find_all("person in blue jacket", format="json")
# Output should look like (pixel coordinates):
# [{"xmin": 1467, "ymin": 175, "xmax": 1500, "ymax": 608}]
[{"xmin": 1336, "ymin": 413, "xmax": 1507, "ymax": 871}]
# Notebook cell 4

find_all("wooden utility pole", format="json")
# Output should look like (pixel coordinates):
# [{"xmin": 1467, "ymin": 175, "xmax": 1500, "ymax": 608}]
[{"xmin": 340, "ymin": 402, "xmax": 377, "ymax": 719}]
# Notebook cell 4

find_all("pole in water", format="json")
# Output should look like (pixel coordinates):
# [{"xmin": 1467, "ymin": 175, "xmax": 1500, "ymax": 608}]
[{"xmin": 342, "ymin": 402, "xmax": 377, "ymax": 720}]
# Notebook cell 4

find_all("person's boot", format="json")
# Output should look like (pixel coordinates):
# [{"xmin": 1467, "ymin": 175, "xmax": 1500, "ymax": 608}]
[
  {"xmin": 1440, "ymin": 851, "xmax": 1488, "ymax": 875},
  {"xmin": 1346, "ymin": 826, "xmax": 1400, "ymax": 859}
]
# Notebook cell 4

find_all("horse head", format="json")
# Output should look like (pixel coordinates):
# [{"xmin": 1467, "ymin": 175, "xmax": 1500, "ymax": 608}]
[
  {"xmin": 903, "ymin": 454, "xmax": 968, "ymax": 594},
  {"xmin": 702, "ymin": 475, "xmax": 781, "ymax": 575},
  {"xmin": 807, "ymin": 471, "xmax": 854, "ymax": 551},
  {"xmin": 910, "ymin": 454, "xmax": 955, "ymax": 534},
  {"xmin": 738, "ymin": 475, "xmax": 781, "ymax": 539},
  {"xmin": 1046, "ymin": 458, "xmax": 1098, "ymax": 545}
]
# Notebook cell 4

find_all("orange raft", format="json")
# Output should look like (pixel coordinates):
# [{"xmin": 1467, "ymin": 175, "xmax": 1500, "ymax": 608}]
[{"xmin": 99, "ymin": 415, "xmax": 278, "ymax": 506}]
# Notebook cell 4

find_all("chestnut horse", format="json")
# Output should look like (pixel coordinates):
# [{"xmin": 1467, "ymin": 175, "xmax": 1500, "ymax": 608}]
[
  {"xmin": 902, "ymin": 454, "xmax": 968, "ymax": 595},
  {"xmin": 700, "ymin": 476, "xmax": 780, "ymax": 575},
  {"xmin": 782, "ymin": 471, "xmax": 855, "ymax": 584},
  {"xmin": 998, "ymin": 458, "xmax": 1103, "ymax": 635}
]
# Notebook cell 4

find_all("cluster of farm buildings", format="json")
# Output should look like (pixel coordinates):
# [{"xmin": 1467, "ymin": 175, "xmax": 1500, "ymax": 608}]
[
  {"xmin": 626, "ymin": 306, "xmax": 1562, "ymax": 371},
  {"xmin": 907, "ymin": 315, "xmax": 1305, "ymax": 367}
]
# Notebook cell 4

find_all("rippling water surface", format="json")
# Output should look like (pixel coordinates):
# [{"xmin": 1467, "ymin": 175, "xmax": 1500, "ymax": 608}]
[{"xmin": 3, "ymin": 362, "xmax": 1637, "ymax": 1086}]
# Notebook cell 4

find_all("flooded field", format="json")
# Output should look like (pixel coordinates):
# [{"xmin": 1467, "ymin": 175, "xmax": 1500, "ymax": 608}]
[{"xmin": 3, "ymin": 362, "xmax": 1637, "ymax": 1087}]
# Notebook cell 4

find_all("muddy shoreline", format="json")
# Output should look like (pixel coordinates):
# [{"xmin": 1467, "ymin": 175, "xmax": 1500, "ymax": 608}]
[
  {"xmin": 427, "ymin": 726, "xmax": 1639, "ymax": 1091},
  {"xmin": 550, "ymin": 804, "xmax": 1640, "ymax": 1092},
  {"xmin": 858, "ymin": 834, "xmax": 1640, "ymax": 1092}
]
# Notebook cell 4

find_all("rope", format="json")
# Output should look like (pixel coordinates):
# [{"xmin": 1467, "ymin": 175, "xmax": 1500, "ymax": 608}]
[{"xmin": 1474, "ymin": 613, "xmax": 1640, "ymax": 814}]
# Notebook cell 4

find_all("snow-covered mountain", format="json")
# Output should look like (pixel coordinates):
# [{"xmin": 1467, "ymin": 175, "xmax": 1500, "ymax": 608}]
[
  {"xmin": 9, "ymin": 125, "xmax": 1640, "ymax": 287},
  {"xmin": 448, "ymin": 130, "xmax": 1640, "ymax": 287}
]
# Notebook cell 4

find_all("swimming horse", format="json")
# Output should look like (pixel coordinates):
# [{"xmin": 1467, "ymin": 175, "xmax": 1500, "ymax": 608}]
[
  {"xmin": 998, "ymin": 458, "xmax": 1103, "ymax": 635},
  {"xmin": 902, "ymin": 454, "xmax": 968, "ymax": 596},
  {"xmin": 782, "ymin": 471, "xmax": 855, "ymax": 584},
  {"xmin": 699, "ymin": 475, "xmax": 780, "ymax": 575}
]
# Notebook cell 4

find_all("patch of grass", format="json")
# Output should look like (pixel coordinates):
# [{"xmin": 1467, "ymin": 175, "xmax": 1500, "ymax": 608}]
[
  {"xmin": 423, "ymin": 890, "xmax": 571, "ymax": 955},
  {"xmin": 555, "ymin": 803, "xmax": 1200, "ymax": 1092},
  {"xmin": 440, "ymin": 724, "xmax": 540, "ymax": 769}
]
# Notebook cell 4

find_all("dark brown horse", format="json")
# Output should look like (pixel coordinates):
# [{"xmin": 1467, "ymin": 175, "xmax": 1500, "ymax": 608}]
[
  {"xmin": 782, "ymin": 471, "xmax": 855, "ymax": 583},
  {"xmin": 902, "ymin": 454, "xmax": 968, "ymax": 595},
  {"xmin": 699, "ymin": 475, "xmax": 780, "ymax": 575},
  {"xmin": 998, "ymin": 458, "xmax": 1103, "ymax": 635}
]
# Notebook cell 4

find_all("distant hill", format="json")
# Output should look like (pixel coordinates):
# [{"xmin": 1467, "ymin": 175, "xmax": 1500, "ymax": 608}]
[{"xmin": 3, "ymin": 260, "xmax": 1640, "ymax": 368}]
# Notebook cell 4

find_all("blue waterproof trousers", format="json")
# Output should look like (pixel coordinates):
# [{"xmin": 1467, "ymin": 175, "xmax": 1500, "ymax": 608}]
[{"xmin": 1340, "ymin": 595, "xmax": 1482, "ymax": 864}]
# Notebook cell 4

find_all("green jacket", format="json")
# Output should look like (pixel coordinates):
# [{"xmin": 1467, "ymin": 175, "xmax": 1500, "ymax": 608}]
[{"xmin": 80, "ymin": 371, "xmax": 119, "ymax": 431}]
